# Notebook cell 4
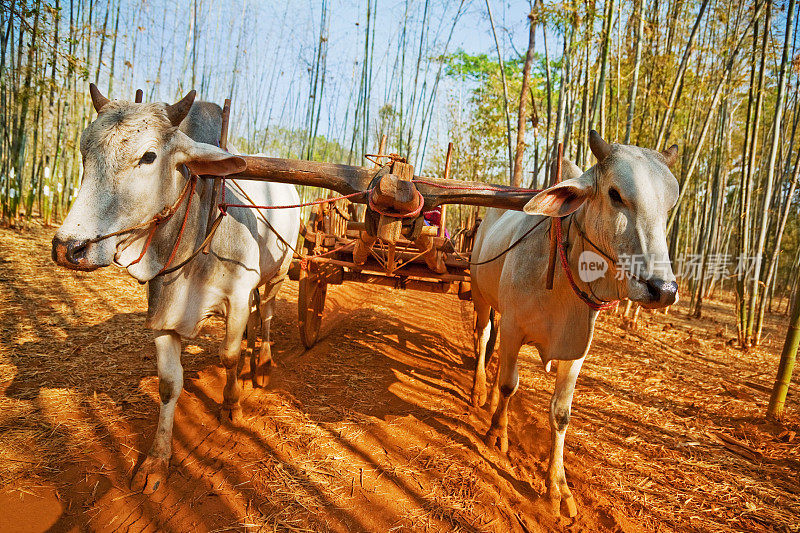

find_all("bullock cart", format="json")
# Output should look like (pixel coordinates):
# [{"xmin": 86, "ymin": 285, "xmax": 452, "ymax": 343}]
[{"xmin": 212, "ymin": 125, "xmax": 538, "ymax": 347}]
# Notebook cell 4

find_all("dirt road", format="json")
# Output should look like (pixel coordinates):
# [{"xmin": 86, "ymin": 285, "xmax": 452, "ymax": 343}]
[{"xmin": 0, "ymin": 226, "xmax": 798, "ymax": 532}]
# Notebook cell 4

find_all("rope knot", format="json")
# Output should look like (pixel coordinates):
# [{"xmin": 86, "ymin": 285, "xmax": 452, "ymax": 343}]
[{"xmin": 154, "ymin": 207, "xmax": 171, "ymax": 223}]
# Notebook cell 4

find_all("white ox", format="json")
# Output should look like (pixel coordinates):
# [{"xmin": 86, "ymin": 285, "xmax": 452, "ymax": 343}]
[
  {"xmin": 52, "ymin": 85, "xmax": 300, "ymax": 493},
  {"xmin": 470, "ymin": 131, "xmax": 679, "ymax": 517}
]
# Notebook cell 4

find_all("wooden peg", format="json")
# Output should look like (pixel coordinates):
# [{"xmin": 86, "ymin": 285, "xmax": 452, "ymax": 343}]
[
  {"xmin": 545, "ymin": 143, "xmax": 563, "ymax": 290},
  {"xmin": 438, "ymin": 142, "xmax": 453, "ymax": 237},
  {"xmin": 203, "ymin": 98, "xmax": 232, "ymax": 255}
]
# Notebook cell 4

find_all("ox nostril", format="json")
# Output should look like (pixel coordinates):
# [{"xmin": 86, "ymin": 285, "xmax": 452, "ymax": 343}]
[
  {"xmin": 66, "ymin": 240, "xmax": 90, "ymax": 263},
  {"xmin": 52, "ymin": 236, "xmax": 101, "ymax": 271},
  {"xmin": 645, "ymin": 279, "xmax": 662, "ymax": 301}
]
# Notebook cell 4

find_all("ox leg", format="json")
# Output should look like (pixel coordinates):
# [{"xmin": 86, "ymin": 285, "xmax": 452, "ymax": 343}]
[
  {"xmin": 252, "ymin": 295, "xmax": 277, "ymax": 388},
  {"xmin": 219, "ymin": 304, "xmax": 249, "ymax": 425},
  {"xmin": 484, "ymin": 320, "xmax": 523, "ymax": 454},
  {"xmin": 488, "ymin": 357, "xmax": 502, "ymax": 414},
  {"xmin": 470, "ymin": 304, "xmax": 492, "ymax": 407},
  {"xmin": 245, "ymin": 289, "xmax": 260, "ymax": 366},
  {"xmin": 546, "ymin": 357, "xmax": 584, "ymax": 518},
  {"xmin": 131, "ymin": 330, "xmax": 183, "ymax": 494}
]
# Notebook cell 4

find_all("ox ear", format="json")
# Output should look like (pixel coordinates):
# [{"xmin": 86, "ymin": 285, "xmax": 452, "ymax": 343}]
[
  {"xmin": 523, "ymin": 173, "xmax": 594, "ymax": 217},
  {"xmin": 174, "ymin": 131, "xmax": 246, "ymax": 176}
]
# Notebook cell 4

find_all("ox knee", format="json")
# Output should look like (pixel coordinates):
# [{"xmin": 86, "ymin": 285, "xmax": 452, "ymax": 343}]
[
  {"xmin": 499, "ymin": 371, "xmax": 519, "ymax": 398},
  {"xmin": 158, "ymin": 378, "xmax": 179, "ymax": 405},
  {"xmin": 220, "ymin": 350, "xmax": 239, "ymax": 369},
  {"xmin": 500, "ymin": 382, "xmax": 518, "ymax": 398},
  {"xmin": 552, "ymin": 407, "xmax": 570, "ymax": 432}
]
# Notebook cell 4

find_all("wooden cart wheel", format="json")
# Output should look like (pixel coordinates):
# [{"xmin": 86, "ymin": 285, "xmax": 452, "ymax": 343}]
[{"xmin": 298, "ymin": 265, "xmax": 328, "ymax": 348}]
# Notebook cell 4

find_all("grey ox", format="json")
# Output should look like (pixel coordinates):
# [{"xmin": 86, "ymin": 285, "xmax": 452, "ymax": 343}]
[
  {"xmin": 470, "ymin": 131, "xmax": 679, "ymax": 518},
  {"xmin": 52, "ymin": 85, "xmax": 300, "ymax": 493}
]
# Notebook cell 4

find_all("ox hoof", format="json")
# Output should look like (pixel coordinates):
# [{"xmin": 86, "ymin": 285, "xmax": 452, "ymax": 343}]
[
  {"xmin": 131, "ymin": 457, "xmax": 168, "ymax": 494},
  {"xmin": 470, "ymin": 387, "xmax": 487, "ymax": 408},
  {"xmin": 219, "ymin": 405, "xmax": 243, "ymax": 426},
  {"xmin": 548, "ymin": 484, "xmax": 578, "ymax": 518},
  {"xmin": 251, "ymin": 360, "xmax": 275, "ymax": 388},
  {"xmin": 484, "ymin": 427, "xmax": 508, "ymax": 454},
  {"xmin": 563, "ymin": 493, "xmax": 578, "ymax": 518},
  {"xmin": 252, "ymin": 370, "xmax": 270, "ymax": 388}
]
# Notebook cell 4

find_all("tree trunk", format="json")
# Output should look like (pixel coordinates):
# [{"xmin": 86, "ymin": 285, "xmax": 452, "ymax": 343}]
[
  {"xmin": 592, "ymin": 0, "xmax": 616, "ymax": 138},
  {"xmin": 485, "ymin": 0, "xmax": 513, "ymax": 185},
  {"xmin": 666, "ymin": 0, "xmax": 767, "ymax": 233},
  {"xmin": 512, "ymin": 7, "xmax": 538, "ymax": 187},
  {"xmin": 749, "ymin": 0, "xmax": 783, "ymax": 346}
]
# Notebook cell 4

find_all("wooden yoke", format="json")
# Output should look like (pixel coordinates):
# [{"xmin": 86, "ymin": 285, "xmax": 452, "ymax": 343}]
[{"xmin": 545, "ymin": 143, "xmax": 563, "ymax": 290}]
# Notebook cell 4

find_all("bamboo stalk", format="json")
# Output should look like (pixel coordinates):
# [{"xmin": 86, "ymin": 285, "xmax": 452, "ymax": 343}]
[{"xmin": 767, "ymin": 282, "xmax": 800, "ymax": 417}]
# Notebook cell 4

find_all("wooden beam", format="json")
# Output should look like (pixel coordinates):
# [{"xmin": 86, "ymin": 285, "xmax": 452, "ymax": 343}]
[
  {"xmin": 233, "ymin": 155, "xmax": 377, "ymax": 198},
  {"xmin": 413, "ymin": 178, "xmax": 533, "ymax": 211},
  {"xmin": 228, "ymin": 156, "xmax": 535, "ymax": 211}
]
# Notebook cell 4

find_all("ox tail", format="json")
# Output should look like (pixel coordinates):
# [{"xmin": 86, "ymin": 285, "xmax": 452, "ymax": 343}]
[{"xmin": 485, "ymin": 308, "xmax": 498, "ymax": 365}]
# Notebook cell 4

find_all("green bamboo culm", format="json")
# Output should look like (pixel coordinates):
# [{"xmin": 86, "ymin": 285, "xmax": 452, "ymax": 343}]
[{"xmin": 767, "ymin": 284, "xmax": 800, "ymax": 418}]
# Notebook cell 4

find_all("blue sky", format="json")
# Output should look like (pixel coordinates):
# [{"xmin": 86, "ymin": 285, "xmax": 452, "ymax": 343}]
[
  {"xmin": 110, "ymin": 0, "xmax": 552, "ymax": 161},
  {"xmin": 102, "ymin": 0, "xmax": 793, "ymax": 167}
]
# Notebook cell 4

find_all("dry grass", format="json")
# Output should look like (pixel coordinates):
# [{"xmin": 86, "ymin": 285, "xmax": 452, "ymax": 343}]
[{"xmin": 0, "ymin": 222, "xmax": 798, "ymax": 532}]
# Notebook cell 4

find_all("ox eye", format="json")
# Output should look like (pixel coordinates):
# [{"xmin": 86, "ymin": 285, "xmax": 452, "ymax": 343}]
[
  {"xmin": 608, "ymin": 187, "xmax": 623, "ymax": 205},
  {"xmin": 139, "ymin": 151, "xmax": 157, "ymax": 165}
]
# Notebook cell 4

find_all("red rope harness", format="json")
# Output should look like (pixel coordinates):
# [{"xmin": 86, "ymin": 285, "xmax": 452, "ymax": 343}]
[
  {"xmin": 86, "ymin": 174, "xmax": 198, "ymax": 274},
  {"xmin": 554, "ymin": 216, "xmax": 618, "ymax": 311},
  {"xmin": 367, "ymin": 188, "xmax": 425, "ymax": 218},
  {"xmin": 127, "ymin": 222, "xmax": 158, "ymax": 266},
  {"xmin": 125, "ymin": 176, "xmax": 197, "ymax": 273},
  {"xmin": 157, "ymin": 176, "xmax": 197, "ymax": 273},
  {"xmin": 112, "ymin": 177, "xmax": 547, "ymax": 278}
]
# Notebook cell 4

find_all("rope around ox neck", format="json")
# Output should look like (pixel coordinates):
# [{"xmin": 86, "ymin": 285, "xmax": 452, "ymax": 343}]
[{"xmin": 554, "ymin": 216, "xmax": 618, "ymax": 311}]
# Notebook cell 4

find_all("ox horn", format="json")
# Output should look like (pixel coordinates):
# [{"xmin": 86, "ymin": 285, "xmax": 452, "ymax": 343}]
[
  {"xmin": 662, "ymin": 144, "xmax": 679, "ymax": 168},
  {"xmin": 89, "ymin": 83, "xmax": 110, "ymax": 113},
  {"xmin": 588, "ymin": 129, "xmax": 612, "ymax": 162},
  {"xmin": 166, "ymin": 90, "xmax": 196, "ymax": 126}
]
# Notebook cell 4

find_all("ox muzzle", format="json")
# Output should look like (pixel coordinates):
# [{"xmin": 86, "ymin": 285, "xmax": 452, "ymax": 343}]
[{"xmin": 52, "ymin": 236, "xmax": 101, "ymax": 272}]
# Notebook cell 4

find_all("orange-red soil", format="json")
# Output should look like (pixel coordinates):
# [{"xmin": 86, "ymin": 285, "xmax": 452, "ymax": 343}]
[{"xmin": 0, "ymin": 225, "xmax": 798, "ymax": 532}]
